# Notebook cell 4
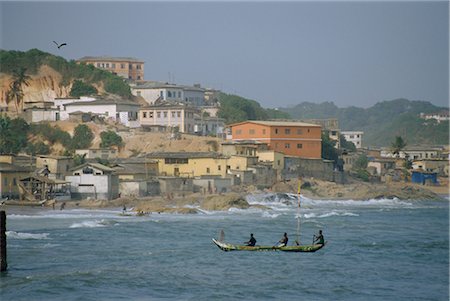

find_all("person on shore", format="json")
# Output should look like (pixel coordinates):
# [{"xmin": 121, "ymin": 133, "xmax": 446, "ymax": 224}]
[
  {"xmin": 60, "ymin": 202, "xmax": 66, "ymax": 210},
  {"xmin": 313, "ymin": 230, "xmax": 325, "ymax": 245},
  {"xmin": 278, "ymin": 232, "xmax": 288, "ymax": 247},
  {"xmin": 122, "ymin": 205, "xmax": 126, "ymax": 214},
  {"xmin": 245, "ymin": 233, "xmax": 256, "ymax": 246}
]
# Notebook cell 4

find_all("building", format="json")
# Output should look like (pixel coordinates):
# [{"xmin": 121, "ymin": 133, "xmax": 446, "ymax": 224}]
[
  {"xmin": 380, "ymin": 146, "xmax": 444, "ymax": 160},
  {"xmin": 35, "ymin": 155, "xmax": 73, "ymax": 180},
  {"xmin": 341, "ymin": 131, "xmax": 364, "ymax": 149},
  {"xmin": 75, "ymin": 149, "xmax": 118, "ymax": 160},
  {"xmin": 131, "ymin": 81, "xmax": 205, "ymax": 106},
  {"xmin": 367, "ymin": 158, "xmax": 396, "ymax": 176},
  {"xmin": 412, "ymin": 159, "xmax": 449, "ymax": 176},
  {"xmin": 77, "ymin": 56, "xmax": 144, "ymax": 80},
  {"xmin": 420, "ymin": 110, "xmax": 450, "ymax": 123},
  {"xmin": 302, "ymin": 119, "xmax": 340, "ymax": 148},
  {"xmin": 66, "ymin": 162, "xmax": 119, "ymax": 200},
  {"xmin": 194, "ymin": 115, "xmax": 226, "ymax": 136},
  {"xmin": 139, "ymin": 103, "xmax": 198, "ymax": 133},
  {"xmin": 0, "ymin": 161, "xmax": 32, "ymax": 199},
  {"xmin": 228, "ymin": 120, "xmax": 322, "ymax": 159},
  {"xmin": 145, "ymin": 152, "xmax": 229, "ymax": 178},
  {"xmin": 61, "ymin": 97, "xmax": 140, "ymax": 127}
]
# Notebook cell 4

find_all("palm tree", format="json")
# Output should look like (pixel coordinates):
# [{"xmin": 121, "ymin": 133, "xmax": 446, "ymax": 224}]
[
  {"xmin": 391, "ymin": 136, "xmax": 407, "ymax": 158},
  {"xmin": 6, "ymin": 67, "xmax": 31, "ymax": 114}
]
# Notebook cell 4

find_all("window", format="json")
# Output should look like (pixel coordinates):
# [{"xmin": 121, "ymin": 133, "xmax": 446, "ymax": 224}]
[
  {"xmin": 206, "ymin": 167, "xmax": 210, "ymax": 174},
  {"xmin": 262, "ymin": 129, "xmax": 266, "ymax": 134},
  {"xmin": 97, "ymin": 63, "xmax": 101, "ymax": 67},
  {"xmin": 275, "ymin": 128, "xmax": 279, "ymax": 134},
  {"xmin": 112, "ymin": 63, "xmax": 116, "ymax": 68},
  {"xmin": 136, "ymin": 91, "xmax": 141, "ymax": 97},
  {"xmin": 218, "ymin": 165, "xmax": 221, "ymax": 171},
  {"xmin": 297, "ymin": 143, "xmax": 303, "ymax": 149},
  {"xmin": 121, "ymin": 64, "xmax": 125, "ymax": 69},
  {"xmin": 136, "ymin": 65, "xmax": 141, "ymax": 69},
  {"xmin": 285, "ymin": 143, "xmax": 290, "ymax": 149},
  {"xmin": 149, "ymin": 112, "xmax": 154, "ymax": 118},
  {"xmin": 157, "ymin": 112, "xmax": 161, "ymax": 118},
  {"xmin": 106, "ymin": 63, "xmax": 109, "ymax": 68},
  {"xmin": 3, "ymin": 178, "xmax": 7, "ymax": 185},
  {"xmin": 249, "ymin": 129, "xmax": 255, "ymax": 135},
  {"xmin": 235, "ymin": 129, "xmax": 242, "ymax": 135},
  {"xmin": 129, "ymin": 64, "xmax": 133, "ymax": 69},
  {"xmin": 137, "ymin": 76, "xmax": 141, "ymax": 80},
  {"xmin": 178, "ymin": 92, "xmax": 181, "ymax": 98},
  {"xmin": 163, "ymin": 111, "xmax": 168, "ymax": 118},
  {"xmin": 285, "ymin": 128, "xmax": 291, "ymax": 134},
  {"xmin": 160, "ymin": 91, "xmax": 164, "ymax": 98},
  {"xmin": 172, "ymin": 112, "xmax": 176, "ymax": 118},
  {"xmin": 143, "ymin": 112, "xmax": 147, "ymax": 118},
  {"xmin": 165, "ymin": 158, "xmax": 188, "ymax": 164},
  {"xmin": 277, "ymin": 160, "xmax": 280, "ymax": 166},
  {"xmin": 297, "ymin": 129, "xmax": 303, "ymax": 135},
  {"xmin": 177, "ymin": 111, "xmax": 181, "ymax": 117},
  {"xmin": 13, "ymin": 178, "xmax": 16, "ymax": 185}
]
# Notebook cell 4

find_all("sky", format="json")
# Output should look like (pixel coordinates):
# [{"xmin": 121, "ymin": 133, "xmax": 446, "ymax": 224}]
[{"xmin": 1, "ymin": 1, "xmax": 448, "ymax": 109}]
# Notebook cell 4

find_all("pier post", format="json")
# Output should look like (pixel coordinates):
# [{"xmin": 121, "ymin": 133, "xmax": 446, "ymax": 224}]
[{"xmin": 0, "ymin": 210, "xmax": 6, "ymax": 272}]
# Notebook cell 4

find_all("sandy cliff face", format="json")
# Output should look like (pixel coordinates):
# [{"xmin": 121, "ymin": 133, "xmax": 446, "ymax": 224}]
[{"xmin": 0, "ymin": 65, "xmax": 105, "ymax": 111}]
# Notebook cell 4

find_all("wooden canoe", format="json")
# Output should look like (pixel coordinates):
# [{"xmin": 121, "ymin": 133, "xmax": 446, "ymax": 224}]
[{"xmin": 212, "ymin": 238, "xmax": 325, "ymax": 252}]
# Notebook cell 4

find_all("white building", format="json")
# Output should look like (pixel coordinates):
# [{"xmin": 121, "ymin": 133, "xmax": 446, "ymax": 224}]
[
  {"xmin": 65, "ymin": 162, "xmax": 119, "ymax": 200},
  {"xmin": 341, "ymin": 131, "xmax": 364, "ymax": 148},
  {"xmin": 131, "ymin": 81, "xmax": 205, "ymax": 106},
  {"xmin": 420, "ymin": 111, "xmax": 450, "ymax": 123},
  {"xmin": 61, "ymin": 98, "xmax": 141, "ymax": 127},
  {"xmin": 380, "ymin": 146, "xmax": 444, "ymax": 160},
  {"xmin": 139, "ymin": 103, "xmax": 199, "ymax": 133}
]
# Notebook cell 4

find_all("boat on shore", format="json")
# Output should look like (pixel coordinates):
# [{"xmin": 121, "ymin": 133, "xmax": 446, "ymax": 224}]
[{"xmin": 212, "ymin": 238, "xmax": 324, "ymax": 252}]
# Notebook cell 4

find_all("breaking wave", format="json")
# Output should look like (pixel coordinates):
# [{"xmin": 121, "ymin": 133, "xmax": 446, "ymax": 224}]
[
  {"xmin": 6, "ymin": 231, "xmax": 49, "ymax": 240},
  {"xmin": 69, "ymin": 219, "xmax": 118, "ymax": 228}
]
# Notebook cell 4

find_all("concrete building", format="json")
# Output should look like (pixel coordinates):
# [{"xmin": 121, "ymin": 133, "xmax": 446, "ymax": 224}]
[
  {"xmin": 0, "ymin": 161, "xmax": 32, "ymax": 199},
  {"xmin": 131, "ymin": 81, "xmax": 205, "ymax": 106},
  {"xmin": 77, "ymin": 56, "xmax": 144, "ymax": 81},
  {"xmin": 35, "ymin": 155, "xmax": 73, "ymax": 180},
  {"xmin": 139, "ymin": 103, "xmax": 198, "ymax": 133},
  {"xmin": 380, "ymin": 146, "xmax": 444, "ymax": 160},
  {"xmin": 145, "ymin": 152, "xmax": 229, "ymax": 178},
  {"xmin": 302, "ymin": 119, "xmax": 340, "ymax": 149},
  {"xmin": 420, "ymin": 110, "xmax": 450, "ymax": 123},
  {"xmin": 75, "ymin": 149, "xmax": 118, "ymax": 160},
  {"xmin": 194, "ymin": 115, "xmax": 226, "ymax": 136},
  {"xmin": 61, "ymin": 98, "xmax": 141, "ymax": 127},
  {"xmin": 341, "ymin": 131, "xmax": 364, "ymax": 149},
  {"xmin": 228, "ymin": 120, "xmax": 322, "ymax": 159},
  {"xmin": 412, "ymin": 159, "xmax": 449, "ymax": 176},
  {"xmin": 66, "ymin": 162, "xmax": 119, "ymax": 200},
  {"xmin": 367, "ymin": 158, "xmax": 396, "ymax": 176}
]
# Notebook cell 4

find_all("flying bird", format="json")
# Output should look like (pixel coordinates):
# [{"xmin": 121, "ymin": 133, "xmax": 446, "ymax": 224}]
[{"xmin": 53, "ymin": 41, "xmax": 67, "ymax": 49}]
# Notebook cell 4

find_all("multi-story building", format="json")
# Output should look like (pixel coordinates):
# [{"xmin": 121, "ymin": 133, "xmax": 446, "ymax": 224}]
[
  {"xmin": 139, "ymin": 103, "xmax": 198, "ymax": 133},
  {"xmin": 228, "ymin": 120, "xmax": 322, "ymax": 159},
  {"xmin": 130, "ymin": 81, "xmax": 205, "ymax": 106},
  {"xmin": 77, "ymin": 56, "xmax": 144, "ymax": 81},
  {"xmin": 302, "ymin": 118, "xmax": 340, "ymax": 148},
  {"xmin": 341, "ymin": 131, "xmax": 364, "ymax": 149}
]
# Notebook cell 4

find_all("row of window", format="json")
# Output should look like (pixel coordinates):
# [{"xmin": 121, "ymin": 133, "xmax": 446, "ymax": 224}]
[
  {"xmin": 234, "ymin": 128, "xmax": 310, "ymax": 135},
  {"xmin": 141, "ymin": 111, "xmax": 194, "ymax": 119},
  {"xmin": 282, "ymin": 143, "xmax": 303, "ymax": 149},
  {"xmin": 3, "ymin": 177, "xmax": 17, "ymax": 186},
  {"xmin": 94, "ymin": 62, "xmax": 142, "ymax": 70}
]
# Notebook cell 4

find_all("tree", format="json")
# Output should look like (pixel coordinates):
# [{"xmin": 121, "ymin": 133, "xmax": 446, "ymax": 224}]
[
  {"xmin": 6, "ymin": 67, "xmax": 31, "ymax": 113},
  {"xmin": 321, "ymin": 131, "xmax": 339, "ymax": 163},
  {"xmin": 391, "ymin": 136, "xmax": 407, "ymax": 157},
  {"xmin": 71, "ymin": 124, "xmax": 94, "ymax": 150},
  {"xmin": 25, "ymin": 141, "xmax": 50, "ymax": 155},
  {"xmin": 0, "ymin": 116, "xmax": 29, "ymax": 154},
  {"xmin": 353, "ymin": 154, "xmax": 368, "ymax": 170},
  {"xmin": 339, "ymin": 134, "xmax": 356, "ymax": 152},
  {"xmin": 70, "ymin": 79, "xmax": 98, "ymax": 97},
  {"xmin": 100, "ymin": 130, "xmax": 123, "ymax": 148}
]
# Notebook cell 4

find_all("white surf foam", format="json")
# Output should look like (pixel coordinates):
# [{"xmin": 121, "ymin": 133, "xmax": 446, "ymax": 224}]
[
  {"xmin": 69, "ymin": 219, "xmax": 117, "ymax": 228},
  {"xmin": 6, "ymin": 231, "xmax": 49, "ymax": 240}
]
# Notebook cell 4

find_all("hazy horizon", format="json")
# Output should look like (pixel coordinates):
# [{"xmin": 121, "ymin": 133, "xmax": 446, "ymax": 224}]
[{"xmin": 1, "ymin": 1, "xmax": 448, "ymax": 109}]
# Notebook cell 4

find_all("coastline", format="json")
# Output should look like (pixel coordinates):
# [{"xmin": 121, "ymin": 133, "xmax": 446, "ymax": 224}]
[{"xmin": 1, "ymin": 178, "xmax": 448, "ymax": 215}]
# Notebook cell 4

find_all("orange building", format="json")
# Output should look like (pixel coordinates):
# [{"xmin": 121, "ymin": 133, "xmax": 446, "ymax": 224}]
[
  {"xmin": 228, "ymin": 120, "xmax": 322, "ymax": 159},
  {"xmin": 77, "ymin": 56, "xmax": 144, "ymax": 81}
]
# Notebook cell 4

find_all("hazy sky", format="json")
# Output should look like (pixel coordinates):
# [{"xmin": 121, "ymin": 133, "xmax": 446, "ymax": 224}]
[{"xmin": 1, "ymin": 1, "xmax": 448, "ymax": 109}]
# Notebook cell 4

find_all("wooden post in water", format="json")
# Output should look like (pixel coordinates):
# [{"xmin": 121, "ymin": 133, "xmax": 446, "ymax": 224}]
[{"xmin": 0, "ymin": 210, "xmax": 6, "ymax": 271}]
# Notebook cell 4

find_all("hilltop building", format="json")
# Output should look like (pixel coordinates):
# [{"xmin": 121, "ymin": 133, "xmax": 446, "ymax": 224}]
[
  {"xmin": 130, "ymin": 81, "xmax": 205, "ymax": 106},
  {"xmin": 341, "ymin": 131, "xmax": 364, "ymax": 149},
  {"xmin": 139, "ymin": 103, "xmax": 198, "ymax": 134},
  {"xmin": 227, "ymin": 120, "xmax": 322, "ymax": 159},
  {"xmin": 420, "ymin": 111, "xmax": 450, "ymax": 123},
  {"xmin": 76, "ymin": 56, "xmax": 144, "ymax": 80}
]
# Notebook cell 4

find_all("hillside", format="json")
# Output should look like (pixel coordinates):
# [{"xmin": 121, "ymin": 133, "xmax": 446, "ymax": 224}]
[
  {"xmin": 279, "ymin": 99, "xmax": 449, "ymax": 147},
  {"xmin": 0, "ymin": 49, "xmax": 133, "ymax": 112}
]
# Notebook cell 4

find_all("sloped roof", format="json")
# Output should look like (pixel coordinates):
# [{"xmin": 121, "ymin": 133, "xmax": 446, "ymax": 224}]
[
  {"xmin": 228, "ymin": 120, "xmax": 321, "ymax": 128},
  {"xmin": 70, "ymin": 162, "xmax": 115, "ymax": 173},
  {"xmin": 78, "ymin": 56, "xmax": 144, "ymax": 63}
]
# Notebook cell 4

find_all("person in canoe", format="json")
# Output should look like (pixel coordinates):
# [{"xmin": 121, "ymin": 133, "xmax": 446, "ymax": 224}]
[
  {"xmin": 313, "ymin": 230, "xmax": 325, "ymax": 245},
  {"xmin": 245, "ymin": 233, "xmax": 256, "ymax": 246},
  {"xmin": 277, "ymin": 232, "xmax": 289, "ymax": 247}
]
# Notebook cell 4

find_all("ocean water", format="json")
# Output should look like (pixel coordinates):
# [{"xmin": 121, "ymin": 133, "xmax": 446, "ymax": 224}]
[{"xmin": 1, "ymin": 194, "xmax": 448, "ymax": 301}]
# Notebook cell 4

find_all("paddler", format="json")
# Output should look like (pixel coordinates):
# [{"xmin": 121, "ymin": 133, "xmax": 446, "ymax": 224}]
[
  {"xmin": 277, "ymin": 232, "xmax": 289, "ymax": 247},
  {"xmin": 245, "ymin": 233, "xmax": 256, "ymax": 246},
  {"xmin": 313, "ymin": 230, "xmax": 325, "ymax": 245}
]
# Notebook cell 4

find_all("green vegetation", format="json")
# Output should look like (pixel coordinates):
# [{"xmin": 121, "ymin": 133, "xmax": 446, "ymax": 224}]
[
  {"xmin": 217, "ymin": 93, "xmax": 289, "ymax": 124},
  {"xmin": 321, "ymin": 131, "xmax": 339, "ymax": 163},
  {"xmin": 340, "ymin": 135, "xmax": 356, "ymax": 152},
  {"xmin": 25, "ymin": 142, "xmax": 51, "ymax": 156},
  {"xmin": 0, "ymin": 49, "xmax": 132, "ymax": 98},
  {"xmin": 0, "ymin": 116, "xmax": 29, "ymax": 154},
  {"xmin": 6, "ymin": 67, "xmax": 31, "ymax": 113},
  {"xmin": 71, "ymin": 124, "xmax": 94, "ymax": 150},
  {"xmin": 391, "ymin": 136, "xmax": 407, "ymax": 157},
  {"xmin": 73, "ymin": 154, "xmax": 86, "ymax": 166},
  {"xmin": 30, "ymin": 123, "xmax": 72, "ymax": 149},
  {"xmin": 100, "ymin": 130, "xmax": 123, "ymax": 148},
  {"xmin": 279, "ymin": 99, "xmax": 449, "ymax": 147},
  {"xmin": 70, "ymin": 80, "xmax": 98, "ymax": 97}
]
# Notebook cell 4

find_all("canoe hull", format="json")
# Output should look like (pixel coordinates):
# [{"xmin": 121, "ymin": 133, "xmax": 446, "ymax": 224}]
[{"xmin": 212, "ymin": 238, "xmax": 324, "ymax": 252}]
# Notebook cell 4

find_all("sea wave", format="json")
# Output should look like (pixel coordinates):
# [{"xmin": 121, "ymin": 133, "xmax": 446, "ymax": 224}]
[
  {"xmin": 303, "ymin": 211, "xmax": 359, "ymax": 219},
  {"xmin": 6, "ymin": 231, "xmax": 49, "ymax": 240},
  {"xmin": 69, "ymin": 219, "xmax": 118, "ymax": 228}
]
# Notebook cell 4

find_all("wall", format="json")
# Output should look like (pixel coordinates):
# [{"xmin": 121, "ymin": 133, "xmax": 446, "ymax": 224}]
[
  {"xmin": 193, "ymin": 178, "xmax": 232, "ymax": 193},
  {"xmin": 66, "ymin": 174, "xmax": 119, "ymax": 200},
  {"xmin": 158, "ymin": 177, "xmax": 193, "ymax": 195},
  {"xmin": 283, "ymin": 157, "xmax": 337, "ymax": 182},
  {"xmin": 157, "ymin": 157, "xmax": 228, "ymax": 178}
]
